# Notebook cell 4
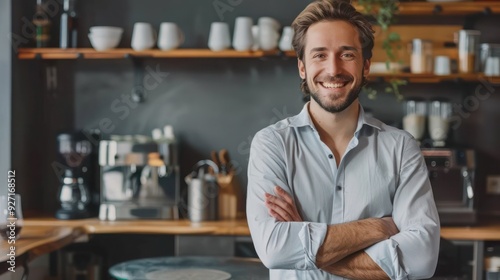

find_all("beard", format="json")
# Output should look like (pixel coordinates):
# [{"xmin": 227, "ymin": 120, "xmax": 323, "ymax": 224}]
[{"xmin": 307, "ymin": 70, "xmax": 365, "ymax": 114}]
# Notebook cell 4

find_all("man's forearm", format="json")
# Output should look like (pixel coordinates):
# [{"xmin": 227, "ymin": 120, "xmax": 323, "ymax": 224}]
[
  {"xmin": 316, "ymin": 218, "xmax": 396, "ymax": 268},
  {"xmin": 322, "ymin": 251, "xmax": 389, "ymax": 280}
]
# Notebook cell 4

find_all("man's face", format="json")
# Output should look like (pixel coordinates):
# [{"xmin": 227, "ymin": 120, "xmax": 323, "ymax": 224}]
[{"xmin": 298, "ymin": 20, "xmax": 370, "ymax": 113}]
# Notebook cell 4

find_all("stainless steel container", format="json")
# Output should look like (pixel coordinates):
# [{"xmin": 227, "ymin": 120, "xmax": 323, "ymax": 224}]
[{"xmin": 186, "ymin": 160, "xmax": 219, "ymax": 222}]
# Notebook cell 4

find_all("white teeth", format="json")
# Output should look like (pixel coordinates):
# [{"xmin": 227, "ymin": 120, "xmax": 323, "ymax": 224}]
[{"xmin": 322, "ymin": 82, "xmax": 345, "ymax": 88}]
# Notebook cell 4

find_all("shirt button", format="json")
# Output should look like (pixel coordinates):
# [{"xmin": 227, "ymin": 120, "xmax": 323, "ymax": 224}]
[
  {"xmin": 337, "ymin": 186, "xmax": 342, "ymax": 191},
  {"xmin": 328, "ymin": 154, "xmax": 333, "ymax": 159}
]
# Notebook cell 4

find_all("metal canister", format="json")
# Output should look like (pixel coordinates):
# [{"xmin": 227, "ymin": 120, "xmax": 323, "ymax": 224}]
[{"xmin": 186, "ymin": 160, "xmax": 219, "ymax": 222}]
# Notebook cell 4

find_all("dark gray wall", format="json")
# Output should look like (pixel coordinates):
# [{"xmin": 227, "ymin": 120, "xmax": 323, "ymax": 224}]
[
  {"xmin": 1, "ymin": 0, "xmax": 12, "ymax": 197},
  {"xmin": 11, "ymin": 0, "xmax": 500, "ymax": 216}
]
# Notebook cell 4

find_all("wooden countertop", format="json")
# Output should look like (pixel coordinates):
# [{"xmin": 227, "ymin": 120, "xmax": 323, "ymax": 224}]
[
  {"xmin": 0, "ymin": 225, "xmax": 83, "ymax": 273},
  {"xmin": 22, "ymin": 218, "xmax": 251, "ymax": 235},
  {"xmin": 3, "ymin": 218, "xmax": 500, "ymax": 274}
]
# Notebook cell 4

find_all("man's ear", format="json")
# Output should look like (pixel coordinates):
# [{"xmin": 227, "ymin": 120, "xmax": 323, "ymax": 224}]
[
  {"xmin": 363, "ymin": 59, "xmax": 371, "ymax": 76},
  {"xmin": 298, "ymin": 58, "xmax": 306, "ymax": 79}
]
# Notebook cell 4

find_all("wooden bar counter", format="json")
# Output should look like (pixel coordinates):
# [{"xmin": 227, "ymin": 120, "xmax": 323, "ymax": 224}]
[{"xmin": 2, "ymin": 218, "xmax": 500, "ymax": 278}]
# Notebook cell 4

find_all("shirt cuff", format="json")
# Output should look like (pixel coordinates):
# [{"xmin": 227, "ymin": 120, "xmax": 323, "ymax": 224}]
[
  {"xmin": 365, "ymin": 239, "xmax": 409, "ymax": 280},
  {"xmin": 297, "ymin": 222, "xmax": 327, "ymax": 270}
]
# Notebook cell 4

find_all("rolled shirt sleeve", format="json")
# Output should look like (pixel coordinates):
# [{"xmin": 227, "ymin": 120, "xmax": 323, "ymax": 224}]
[
  {"xmin": 247, "ymin": 128, "xmax": 327, "ymax": 270},
  {"xmin": 365, "ymin": 136, "xmax": 440, "ymax": 280}
]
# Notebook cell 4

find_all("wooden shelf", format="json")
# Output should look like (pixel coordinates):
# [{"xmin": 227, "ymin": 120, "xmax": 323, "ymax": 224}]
[
  {"xmin": 17, "ymin": 48, "xmax": 280, "ymax": 60},
  {"xmin": 354, "ymin": 1, "xmax": 500, "ymax": 15},
  {"xmin": 368, "ymin": 72, "xmax": 500, "ymax": 84},
  {"xmin": 18, "ymin": 48, "xmax": 500, "ymax": 83}
]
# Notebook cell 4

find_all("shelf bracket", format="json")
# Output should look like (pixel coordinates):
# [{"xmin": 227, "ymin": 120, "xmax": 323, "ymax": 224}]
[
  {"xmin": 483, "ymin": 6, "xmax": 492, "ymax": 15},
  {"xmin": 432, "ymin": 4, "xmax": 443, "ymax": 14},
  {"xmin": 127, "ymin": 55, "xmax": 146, "ymax": 103}
]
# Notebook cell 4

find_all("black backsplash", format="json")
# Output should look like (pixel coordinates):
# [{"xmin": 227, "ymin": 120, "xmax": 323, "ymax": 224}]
[{"xmin": 11, "ymin": 0, "xmax": 500, "ymax": 216}]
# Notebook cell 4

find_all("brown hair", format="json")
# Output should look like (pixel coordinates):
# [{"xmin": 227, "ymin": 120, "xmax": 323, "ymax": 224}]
[{"xmin": 292, "ymin": 0, "xmax": 374, "ymax": 94}]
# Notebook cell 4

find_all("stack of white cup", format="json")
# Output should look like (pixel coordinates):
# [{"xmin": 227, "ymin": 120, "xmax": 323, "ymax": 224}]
[{"xmin": 257, "ymin": 17, "xmax": 281, "ymax": 51}]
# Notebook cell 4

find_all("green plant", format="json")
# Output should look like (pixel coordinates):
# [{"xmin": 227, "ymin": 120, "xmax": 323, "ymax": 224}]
[{"xmin": 357, "ymin": 0, "xmax": 407, "ymax": 100}]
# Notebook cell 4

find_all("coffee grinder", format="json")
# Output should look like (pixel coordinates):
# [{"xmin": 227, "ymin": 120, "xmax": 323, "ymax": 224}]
[{"xmin": 55, "ymin": 132, "xmax": 98, "ymax": 219}]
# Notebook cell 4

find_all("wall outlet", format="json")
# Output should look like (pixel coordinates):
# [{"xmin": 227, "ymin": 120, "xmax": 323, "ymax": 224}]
[{"xmin": 486, "ymin": 176, "xmax": 500, "ymax": 195}]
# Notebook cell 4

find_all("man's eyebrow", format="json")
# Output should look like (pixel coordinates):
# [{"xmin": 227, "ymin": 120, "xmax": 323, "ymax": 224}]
[{"xmin": 309, "ymin": 46, "xmax": 359, "ymax": 54}]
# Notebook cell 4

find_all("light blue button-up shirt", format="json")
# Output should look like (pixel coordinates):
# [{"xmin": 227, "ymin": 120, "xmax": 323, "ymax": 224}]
[{"xmin": 247, "ymin": 103, "xmax": 440, "ymax": 280}]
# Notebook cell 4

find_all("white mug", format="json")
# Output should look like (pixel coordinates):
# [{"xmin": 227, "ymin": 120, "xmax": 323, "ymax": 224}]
[
  {"xmin": 279, "ymin": 26, "xmax": 294, "ymax": 51},
  {"xmin": 259, "ymin": 29, "xmax": 279, "ymax": 51},
  {"xmin": 232, "ymin": 17, "xmax": 253, "ymax": 51},
  {"xmin": 131, "ymin": 22, "xmax": 156, "ymax": 51},
  {"xmin": 251, "ymin": 25, "xmax": 260, "ymax": 51},
  {"xmin": 484, "ymin": 57, "xmax": 500, "ymax": 76},
  {"xmin": 434, "ymin": 55, "xmax": 451, "ymax": 75},
  {"xmin": 158, "ymin": 22, "xmax": 184, "ymax": 51},
  {"xmin": 258, "ymin": 17, "xmax": 280, "ymax": 32},
  {"xmin": 208, "ymin": 22, "xmax": 231, "ymax": 51}
]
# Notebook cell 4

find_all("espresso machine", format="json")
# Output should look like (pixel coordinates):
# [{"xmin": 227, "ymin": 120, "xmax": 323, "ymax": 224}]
[
  {"xmin": 98, "ymin": 129, "xmax": 180, "ymax": 220},
  {"xmin": 422, "ymin": 148, "xmax": 477, "ymax": 225}
]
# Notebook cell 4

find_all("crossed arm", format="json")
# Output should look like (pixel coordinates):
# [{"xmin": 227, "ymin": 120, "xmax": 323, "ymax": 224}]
[{"xmin": 266, "ymin": 186, "xmax": 398, "ymax": 279}]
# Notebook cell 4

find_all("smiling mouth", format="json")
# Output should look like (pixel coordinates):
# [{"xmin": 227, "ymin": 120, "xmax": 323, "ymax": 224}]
[{"xmin": 319, "ymin": 81, "xmax": 348, "ymax": 89}]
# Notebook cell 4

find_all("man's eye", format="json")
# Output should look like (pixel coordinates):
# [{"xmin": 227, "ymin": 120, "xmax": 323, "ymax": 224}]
[
  {"xmin": 313, "ymin": 53, "xmax": 325, "ymax": 59},
  {"xmin": 342, "ymin": 53, "xmax": 355, "ymax": 59}
]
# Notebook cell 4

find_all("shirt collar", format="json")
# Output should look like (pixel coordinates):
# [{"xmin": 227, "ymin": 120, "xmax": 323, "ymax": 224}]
[{"xmin": 289, "ymin": 101, "xmax": 383, "ymax": 132}]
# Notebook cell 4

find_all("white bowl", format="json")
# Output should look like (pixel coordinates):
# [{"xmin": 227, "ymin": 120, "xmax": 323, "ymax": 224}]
[
  {"xmin": 88, "ymin": 33, "xmax": 121, "ymax": 51},
  {"xmin": 89, "ymin": 26, "xmax": 123, "ymax": 37}
]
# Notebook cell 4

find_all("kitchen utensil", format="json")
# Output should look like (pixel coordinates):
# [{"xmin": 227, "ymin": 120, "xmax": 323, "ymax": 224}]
[
  {"xmin": 218, "ymin": 149, "xmax": 231, "ymax": 175},
  {"xmin": 0, "ymin": 194, "xmax": 23, "ymax": 240},
  {"xmin": 186, "ymin": 160, "xmax": 220, "ymax": 222},
  {"xmin": 209, "ymin": 150, "xmax": 220, "ymax": 175}
]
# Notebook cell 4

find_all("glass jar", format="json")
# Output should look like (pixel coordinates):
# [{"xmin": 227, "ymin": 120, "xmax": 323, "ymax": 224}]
[{"xmin": 410, "ymin": 39, "xmax": 433, "ymax": 74}]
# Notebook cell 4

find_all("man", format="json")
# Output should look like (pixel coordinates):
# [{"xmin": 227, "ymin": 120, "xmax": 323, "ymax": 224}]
[{"xmin": 246, "ymin": 0, "xmax": 440, "ymax": 279}]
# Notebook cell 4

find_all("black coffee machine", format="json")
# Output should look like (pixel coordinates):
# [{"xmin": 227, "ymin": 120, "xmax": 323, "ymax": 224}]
[{"xmin": 55, "ymin": 131, "xmax": 100, "ymax": 219}]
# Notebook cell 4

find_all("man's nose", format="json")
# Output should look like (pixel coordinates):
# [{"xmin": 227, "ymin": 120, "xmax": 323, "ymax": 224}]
[{"xmin": 325, "ymin": 56, "xmax": 342, "ymax": 76}]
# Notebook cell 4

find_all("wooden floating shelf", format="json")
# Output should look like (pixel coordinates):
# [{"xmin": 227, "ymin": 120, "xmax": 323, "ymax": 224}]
[
  {"xmin": 354, "ymin": 1, "xmax": 500, "ymax": 15},
  {"xmin": 17, "ymin": 48, "xmax": 500, "ymax": 84},
  {"xmin": 17, "ymin": 48, "xmax": 280, "ymax": 60},
  {"xmin": 368, "ymin": 72, "xmax": 500, "ymax": 84}
]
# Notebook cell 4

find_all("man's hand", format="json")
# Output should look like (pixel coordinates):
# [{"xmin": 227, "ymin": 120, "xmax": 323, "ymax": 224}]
[{"xmin": 265, "ymin": 186, "xmax": 302, "ymax": 222}]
